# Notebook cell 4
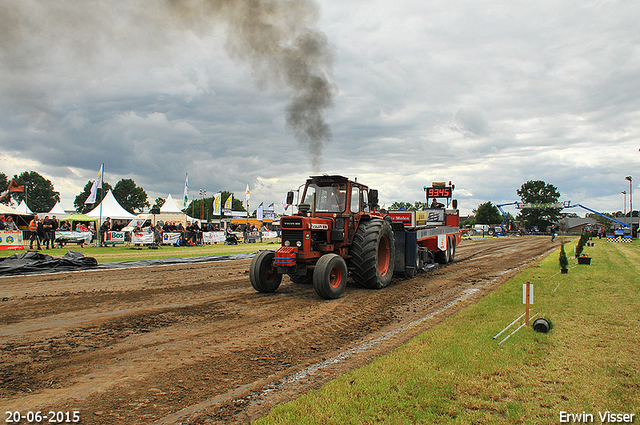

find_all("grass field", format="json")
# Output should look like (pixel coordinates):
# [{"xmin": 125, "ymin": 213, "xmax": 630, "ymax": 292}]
[
  {"xmin": 0, "ymin": 241, "xmax": 274, "ymax": 262},
  {"xmin": 255, "ymin": 238, "xmax": 640, "ymax": 424}
]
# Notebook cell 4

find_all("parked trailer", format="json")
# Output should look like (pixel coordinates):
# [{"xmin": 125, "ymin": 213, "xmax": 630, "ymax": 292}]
[{"xmin": 249, "ymin": 176, "xmax": 462, "ymax": 300}]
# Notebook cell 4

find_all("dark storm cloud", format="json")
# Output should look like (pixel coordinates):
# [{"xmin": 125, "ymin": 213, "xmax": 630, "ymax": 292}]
[{"xmin": 0, "ymin": 0, "xmax": 336, "ymax": 180}]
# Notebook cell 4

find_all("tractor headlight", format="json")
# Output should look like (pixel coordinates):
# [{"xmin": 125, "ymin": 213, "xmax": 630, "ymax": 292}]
[
  {"xmin": 296, "ymin": 241, "xmax": 302, "ymax": 247},
  {"xmin": 284, "ymin": 240, "xmax": 290, "ymax": 246}
]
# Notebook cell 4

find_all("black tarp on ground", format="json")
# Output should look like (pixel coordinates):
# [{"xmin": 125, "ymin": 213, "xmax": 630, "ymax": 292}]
[
  {"xmin": 0, "ymin": 250, "xmax": 99, "ymax": 276},
  {"xmin": 0, "ymin": 251, "xmax": 257, "ymax": 277},
  {"xmin": 96, "ymin": 252, "xmax": 256, "ymax": 269}
]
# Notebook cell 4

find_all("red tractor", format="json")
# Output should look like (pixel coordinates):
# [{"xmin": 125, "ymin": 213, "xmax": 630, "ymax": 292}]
[
  {"xmin": 250, "ymin": 175, "xmax": 393, "ymax": 299},
  {"xmin": 250, "ymin": 176, "xmax": 461, "ymax": 299}
]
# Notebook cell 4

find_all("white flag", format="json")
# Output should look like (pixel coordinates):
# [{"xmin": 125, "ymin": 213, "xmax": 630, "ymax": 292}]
[
  {"xmin": 257, "ymin": 202, "xmax": 264, "ymax": 221},
  {"xmin": 84, "ymin": 165, "xmax": 103, "ymax": 204},
  {"xmin": 183, "ymin": 173, "xmax": 189, "ymax": 208},
  {"xmin": 245, "ymin": 183, "xmax": 250, "ymax": 201},
  {"xmin": 282, "ymin": 192, "xmax": 290, "ymax": 211},
  {"xmin": 85, "ymin": 180, "xmax": 99, "ymax": 204},
  {"xmin": 95, "ymin": 164, "xmax": 103, "ymax": 189}
]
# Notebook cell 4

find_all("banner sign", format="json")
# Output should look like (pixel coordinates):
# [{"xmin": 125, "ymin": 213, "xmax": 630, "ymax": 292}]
[
  {"xmin": 203, "ymin": 231, "xmax": 226, "ymax": 243},
  {"xmin": 132, "ymin": 232, "xmax": 154, "ymax": 245},
  {"xmin": 55, "ymin": 231, "xmax": 92, "ymax": 243},
  {"xmin": 0, "ymin": 231, "xmax": 24, "ymax": 250},
  {"xmin": 516, "ymin": 201, "xmax": 570, "ymax": 209},
  {"xmin": 106, "ymin": 231, "xmax": 125, "ymax": 244},
  {"xmin": 262, "ymin": 231, "xmax": 278, "ymax": 239},
  {"xmin": 264, "ymin": 210, "xmax": 275, "ymax": 220},
  {"xmin": 418, "ymin": 209, "xmax": 445, "ymax": 226},
  {"xmin": 163, "ymin": 232, "xmax": 182, "ymax": 245},
  {"xmin": 213, "ymin": 192, "xmax": 222, "ymax": 216},
  {"xmin": 224, "ymin": 211, "xmax": 248, "ymax": 217}
]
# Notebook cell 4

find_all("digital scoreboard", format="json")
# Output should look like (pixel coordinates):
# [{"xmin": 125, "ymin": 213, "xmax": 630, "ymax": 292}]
[{"xmin": 425, "ymin": 187, "xmax": 452, "ymax": 198}]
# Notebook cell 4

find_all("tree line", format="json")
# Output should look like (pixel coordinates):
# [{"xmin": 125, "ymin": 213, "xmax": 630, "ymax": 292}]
[
  {"xmin": 1, "ymin": 170, "xmax": 247, "ymax": 218},
  {"xmin": 390, "ymin": 180, "xmax": 606, "ymax": 232}
]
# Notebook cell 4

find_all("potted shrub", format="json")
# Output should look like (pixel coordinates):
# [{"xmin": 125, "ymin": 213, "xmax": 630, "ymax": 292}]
[
  {"xmin": 559, "ymin": 239, "xmax": 569, "ymax": 273},
  {"xmin": 575, "ymin": 231, "xmax": 589, "ymax": 257},
  {"xmin": 578, "ymin": 255, "xmax": 592, "ymax": 265}
]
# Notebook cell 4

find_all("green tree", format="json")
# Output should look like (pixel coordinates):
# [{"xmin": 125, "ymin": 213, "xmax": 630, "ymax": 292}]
[
  {"xmin": 473, "ymin": 201, "xmax": 503, "ymax": 224},
  {"xmin": 13, "ymin": 171, "xmax": 60, "ymax": 213},
  {"xmin": 516, "ymin": 180, "xmax": 562, "ymax": 231},
  {"xmin": 152, "ymin": 197, "xmax": 166, "ymax": 211},
  {"xmin": 0, "ymin": 172, "xmax": 8, "ymax": 204},
  {"xmin": 113, "ymin": 179, "xmax": 149, "ymax": 214},
  {"xmin": 74, "ymin": 181, "xmax": 113, "ymax": 214},
  {"xmin": 188, "ymin": 197, "xmax": 213, "ymax": 220}
]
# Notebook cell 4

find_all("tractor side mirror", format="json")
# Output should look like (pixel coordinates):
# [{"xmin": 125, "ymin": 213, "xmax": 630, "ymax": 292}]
[
  {"xmin": 369, "ymin": 189, "xmax": 379, "ymax": 207},
  {"xmin": 286, "ymin": 191, "xmax": 294, "ymax": 206}
]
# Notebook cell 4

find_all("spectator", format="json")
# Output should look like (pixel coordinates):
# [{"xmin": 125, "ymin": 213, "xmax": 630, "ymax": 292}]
[
  {"xmin": 43, "ymin": 215, "xmax": 54, "ymax": 249},
  {"xmin": 29, "ymin": 215, "xmax": 43, "ymax": 250},
  {"xmin": 4, "ymin": 216, "xmax": 18, "ymax": 231},
  {"xmin": 100, "ymin": 217, "xmax": 112, "ymax": 247}
]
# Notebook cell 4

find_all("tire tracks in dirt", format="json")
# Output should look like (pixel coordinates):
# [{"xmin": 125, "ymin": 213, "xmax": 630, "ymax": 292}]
[{"xmin": 0, "ymin": 237, "xmax": 560, "ymax": 424}]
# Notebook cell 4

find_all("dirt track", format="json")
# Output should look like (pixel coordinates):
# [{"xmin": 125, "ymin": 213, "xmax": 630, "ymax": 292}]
[{"xmin": 0, "ymin": 236, "xmax": 558, "ymax": 424}]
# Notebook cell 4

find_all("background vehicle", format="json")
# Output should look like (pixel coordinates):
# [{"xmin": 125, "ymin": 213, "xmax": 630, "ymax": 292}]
[{"xmin": 250, "ymin": 176, "xmax": 461, "ymax": 299}]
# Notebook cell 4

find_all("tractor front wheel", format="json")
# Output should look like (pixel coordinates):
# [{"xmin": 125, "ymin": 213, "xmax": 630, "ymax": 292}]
[
  {"xmin": 250, "ymin": 250, "xmax": 282, "ymax": 293},
  {"xmin": 313, "ymin": 254, "xmax": 348, "ymax": 299}
]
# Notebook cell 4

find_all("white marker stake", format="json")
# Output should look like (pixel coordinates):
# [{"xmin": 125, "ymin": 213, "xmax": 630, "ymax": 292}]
[{"xmin": 523, "ymin": 282, "xmax": 533, "ymax": 325}]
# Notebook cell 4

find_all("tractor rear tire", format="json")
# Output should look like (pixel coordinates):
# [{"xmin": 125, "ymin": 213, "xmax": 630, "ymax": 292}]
[
  {"xmin": 351, "ymin": 219, "xmax": 396, "ymax": 289},
  {"xmin": 313, "ymin": 254, "xmax": 348, "ymax": 299},
  {"xmin": 250, "ymin": 250, "xmax": 282, "ymax": 293}
]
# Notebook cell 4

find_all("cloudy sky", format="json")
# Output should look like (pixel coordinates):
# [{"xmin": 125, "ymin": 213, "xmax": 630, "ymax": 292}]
[{"xmin": 1, "ymin": 0, "xmax": 639, "ymax": 216}]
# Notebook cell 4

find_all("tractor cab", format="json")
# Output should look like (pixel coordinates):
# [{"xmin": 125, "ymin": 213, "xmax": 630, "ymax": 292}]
[{"xmin": 290, "ymin": 175, "xmax": 378, "ymax": 218}]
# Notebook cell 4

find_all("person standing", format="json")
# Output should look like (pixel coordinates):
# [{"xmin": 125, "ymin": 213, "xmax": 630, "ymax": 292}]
[
  {"xmin": 100, "ymin": 217, "xmax": 112, "ymax": 247},
  {"xmin": 43, "ymin": 215, "xmax": 54, "ymax": 249},
  {"xmin": 51, "ymin": 215, "xmax": 59, "ymax": 247},
  {"xmin": 29, "ymin": 215, "xmax": 43, "ymax": 250}
]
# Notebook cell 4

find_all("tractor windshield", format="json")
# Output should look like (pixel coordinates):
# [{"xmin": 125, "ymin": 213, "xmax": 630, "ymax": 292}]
[{"xmin": 303, "ymin": 182, "xmax": 347, "ymax": 213}]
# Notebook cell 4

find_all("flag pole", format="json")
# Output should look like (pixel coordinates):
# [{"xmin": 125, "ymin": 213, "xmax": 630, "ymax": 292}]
[{"xmin": 98, "ymin": 163, "xmax": 104, "ymax": 247}]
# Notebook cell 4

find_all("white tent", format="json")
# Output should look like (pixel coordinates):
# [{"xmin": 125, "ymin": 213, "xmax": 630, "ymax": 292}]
[
  {"xmin": 17, "ymin": 200, "xmax": 33, "ymax": 215},
  {"xmin": 160, "ymin": 194, "xmax": 184, "ymax": 213},
  {"xmin": 86, "ymin": 190, "xmax": 137, "ymax": 220},
  {"xmin": 46, "ymin": 201, "xmax": 69, "ymax": 218},
  {"xmin": 0, "ymin": 203, "xmax": 26, "ymax": 215}
]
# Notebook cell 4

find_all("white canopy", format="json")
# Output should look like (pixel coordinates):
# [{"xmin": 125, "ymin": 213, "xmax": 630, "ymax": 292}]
[
  {"xmin": 47, "ymin": 201, "xmax": 69, "ymax": 218},
  {"xmin": 0, "ymin": 203, "xmax": 26, "ymax": 215},
  {"xmin": 160, "ymin": 194, "xmax": 184, "ymax": 214},
  {"xmin": 17, "ymin": 200, "xmax": 33, "ymax": 215},
  {"xmin": 86, "ymin": 190, "xmax": 137, "ymax": 220}
]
